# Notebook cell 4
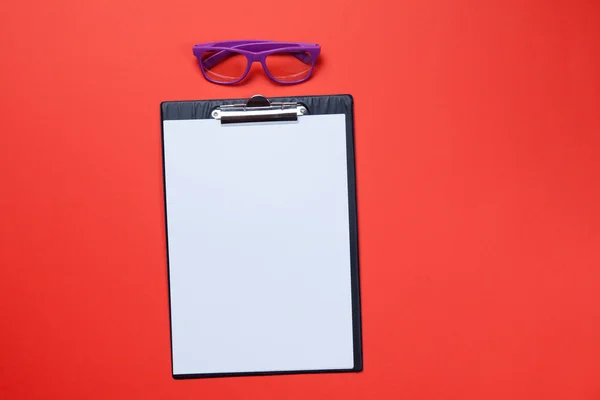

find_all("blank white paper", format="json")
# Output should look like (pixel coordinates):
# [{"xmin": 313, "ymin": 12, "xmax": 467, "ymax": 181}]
[{"xmin": 163, "ymin": 114, "xmax": 355, "ymax": 376}]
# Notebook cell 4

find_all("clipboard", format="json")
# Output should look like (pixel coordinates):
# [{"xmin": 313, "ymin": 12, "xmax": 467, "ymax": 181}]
[{"xmin": 161, "ymin": 94, "xmax": 363, "ymax": 379}]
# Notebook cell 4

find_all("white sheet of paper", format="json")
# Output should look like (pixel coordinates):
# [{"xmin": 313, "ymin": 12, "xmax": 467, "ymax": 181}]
[{"xmin": 163, "ymin": 114, "xmax": 355, "ymax": 375}]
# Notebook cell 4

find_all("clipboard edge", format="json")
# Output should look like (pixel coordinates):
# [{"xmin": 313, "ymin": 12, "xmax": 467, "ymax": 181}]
[{"xmin": 172, "ymin": 364, "xmax": 363, "ymax": 380}]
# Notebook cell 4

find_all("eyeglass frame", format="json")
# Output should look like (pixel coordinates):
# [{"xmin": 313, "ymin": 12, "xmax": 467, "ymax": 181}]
[{"xmin": 192, "ymin": 40, "xmax": 321, "ymax": 85}]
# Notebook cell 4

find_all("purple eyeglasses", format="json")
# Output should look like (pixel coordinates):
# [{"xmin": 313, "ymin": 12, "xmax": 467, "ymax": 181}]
[{"xmin": 192, "ymin": 40, "xmax": 321, "ymax": 85}]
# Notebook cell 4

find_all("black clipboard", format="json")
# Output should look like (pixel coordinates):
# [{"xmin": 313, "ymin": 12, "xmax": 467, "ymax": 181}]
[{"xmin": 160, "ymin": 94, "xmax": 363, "ymax": 379}]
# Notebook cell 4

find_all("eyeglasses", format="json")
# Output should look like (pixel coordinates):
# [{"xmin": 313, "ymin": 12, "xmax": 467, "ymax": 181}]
[{"xmin": 192, "ymin": 40, "xmax": 320, "ymax": 85}]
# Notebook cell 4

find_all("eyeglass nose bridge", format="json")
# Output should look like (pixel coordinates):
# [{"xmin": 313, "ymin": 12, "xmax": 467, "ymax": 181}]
[
  {"xmin": 246, "ymin": 54, "xmax": 268, "ymax": 65},
  {"xmin": 245, "ymin": 56, "xmax": 270, "ymax": 77}
]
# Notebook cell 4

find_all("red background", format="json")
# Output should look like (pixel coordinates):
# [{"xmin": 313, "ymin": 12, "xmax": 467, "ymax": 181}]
[{"xmin": 1, "ymin": 0, "xmax": 600, "ymax": 398}]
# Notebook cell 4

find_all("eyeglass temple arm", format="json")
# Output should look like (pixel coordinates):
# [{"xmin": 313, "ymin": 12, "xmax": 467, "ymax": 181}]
[{"xmin": 202, "ymin": 48, "xmax": 312, "ymax": 70}]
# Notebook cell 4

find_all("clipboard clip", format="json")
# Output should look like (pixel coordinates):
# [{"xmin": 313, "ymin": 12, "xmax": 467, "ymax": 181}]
[{"xmin": 211, "ymin": 95, "xmax": 308, "ymax": 124}]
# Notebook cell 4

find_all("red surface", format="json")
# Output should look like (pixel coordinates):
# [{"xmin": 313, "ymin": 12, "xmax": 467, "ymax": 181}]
[{"xmin": 1, "ymin": 0, "xmax": 600, "ymax": 398}]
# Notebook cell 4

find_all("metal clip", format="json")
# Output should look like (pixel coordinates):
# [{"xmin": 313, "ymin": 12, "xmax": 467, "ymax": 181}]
[{"xmin": 212, "ymin": 95, "xmax": 307, "ymax": 124}]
